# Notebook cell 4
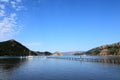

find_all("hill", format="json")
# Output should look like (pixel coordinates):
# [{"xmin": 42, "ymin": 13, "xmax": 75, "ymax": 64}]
[
  {"xmin": 62, "ymin": 51, "xmax": 84, "ymax": 55},
  {"xmin": 53, "ymin": 51, "xmax": 63, "ymax": 56},
  {"xmin": 34, "ymin": 51, "xmax": 52, "ymax": 56},
  {"xmin": 0, "ymin": 39, "xmax": 37, "ymax": 56},
  {"xmin": 85, "ymin": 42, "xmax": 120, "ymax": 56}
]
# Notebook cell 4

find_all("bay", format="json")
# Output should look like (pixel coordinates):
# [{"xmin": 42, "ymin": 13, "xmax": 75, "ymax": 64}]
[{"xmin": 0, "ymin": 56, "xmax": 120, "ymax": 80}]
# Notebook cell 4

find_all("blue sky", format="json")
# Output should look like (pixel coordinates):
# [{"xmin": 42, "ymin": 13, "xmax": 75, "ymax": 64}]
[{"xmin": 0, "ymin": 0, "xmax": 120, "ymax": 52}]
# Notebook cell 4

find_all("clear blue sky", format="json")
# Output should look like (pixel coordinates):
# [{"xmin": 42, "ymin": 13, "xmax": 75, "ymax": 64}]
[{"xmin": 0, "ymin": 0, "xmax": 120, "ymax": 52}]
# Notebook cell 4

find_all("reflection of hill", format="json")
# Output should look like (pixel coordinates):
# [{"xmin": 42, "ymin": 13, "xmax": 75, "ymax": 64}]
[
  {"xmin": 62, "ymin": 51, "xmax": 84, "ymax": 55},
  {"xmin": 0, "ymin": 58, "xmax": 27, "ymax": 71}
]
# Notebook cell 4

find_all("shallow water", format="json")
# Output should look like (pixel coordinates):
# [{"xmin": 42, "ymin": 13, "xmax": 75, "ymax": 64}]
[{"xmin": 0, "ymin": 56, "xmax": 120, "ymax": 80}]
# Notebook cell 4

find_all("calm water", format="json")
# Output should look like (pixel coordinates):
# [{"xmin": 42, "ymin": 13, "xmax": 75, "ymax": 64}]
[{"xmin": 0, "ymin": 56, "xmax": 120, "ymax": 80}]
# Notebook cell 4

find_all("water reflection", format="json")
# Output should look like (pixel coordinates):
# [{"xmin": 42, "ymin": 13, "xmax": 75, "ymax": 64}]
[
  {"xmin": 47, "ymin": 56, "xmax": 120, "ymax": 64},
  {"xmin": 0, "ymin": 56, "xmax": 120, "ymax": 80},
  {"xmin": 0, "ymin": 57, "xmax": 28, "ymax": 80}
]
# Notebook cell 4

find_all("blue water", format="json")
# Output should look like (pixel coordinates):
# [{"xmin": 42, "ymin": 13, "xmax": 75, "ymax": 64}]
[{"xmin": 0, "ymin": 56, "xmax": 120, "ymax": 80}]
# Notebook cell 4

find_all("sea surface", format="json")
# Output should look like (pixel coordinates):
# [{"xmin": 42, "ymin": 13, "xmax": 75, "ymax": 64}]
[{"xmin": 0, "ymin": 56, "xmax": 120, "ymax": 80}]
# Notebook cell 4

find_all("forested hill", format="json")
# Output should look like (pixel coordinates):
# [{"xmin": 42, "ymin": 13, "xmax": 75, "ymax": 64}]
[{"xmin": 0, "ymin": 39, "xmax": 37, "ymax": 56}]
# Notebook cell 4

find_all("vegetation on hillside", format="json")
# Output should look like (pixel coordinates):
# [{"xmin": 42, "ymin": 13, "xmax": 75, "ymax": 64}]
[
  {"xmin": 85, "ymin": 42, "xmax": 120, "ymax": 56},
  {"xmin": 1, "ymin": 39, "xmax": 120, "ymax": 56},
  {"xmin": 0, "ymin": 39, "xmax": 52, "ymax": 56}
]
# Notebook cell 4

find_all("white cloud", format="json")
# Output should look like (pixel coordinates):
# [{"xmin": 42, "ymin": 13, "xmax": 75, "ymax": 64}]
[
  {"xmin": 0, "ymin": 0, "xmax": 9, "ymax": 3},
  {"xmin": 0, "ymin": 18, "xmax": 13, "ymax": 38},
  {"xmin": 11, "ymin": 1, "xmax": 16, "ymax": 9},
  {"xmin": 10, "ymin": 0, "xmax": 24, "ymax": 11},
  {"xmin": 0, "ymin": 13, "xmax": 18, "ymax": 39},
  {"xmin": 0, "ymin": 0, "xmax": 24, "ymax": 40},
  {"xmin": 0, "ymin": 10, "xmax": 5, "ymax": 16},
  {"xmin": 16, "ymin": 0, "xmax": 21, "ymax": 3},
  {"xmin": 0, "ymin": 4, "xmax": 5, "ymax": 9},
  {"xmin": 0, "ymin": 4, "xmax": 5, "ymax": 17}
]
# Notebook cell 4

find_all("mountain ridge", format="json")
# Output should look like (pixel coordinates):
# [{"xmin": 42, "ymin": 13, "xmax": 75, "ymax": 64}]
[{"xmin": 84, "ymin": 41, "xmax": 120, "ymax": 56}]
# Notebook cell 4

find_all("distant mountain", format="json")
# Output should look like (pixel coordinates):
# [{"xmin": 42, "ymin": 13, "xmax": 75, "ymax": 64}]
[
  {"xmin": 53, "ymin": 51, "xmax": 63, "ymax": 56},
  {"xmin": 0, "ymin": 39, "xmax": 37, "ymax": 56},
  {"xmin": 85, "ymin": 42, "xmax": 120, "ymax": 56},
  {"xmin": 62, "ymin": 52, "xmax": 71, "ymax": 55},
  {"xmin": 62, "ymin": 51, "xmax": 84, "ymax": 55},
  {"xmin": 72, "ymin": 51, "xmax": 85, "ymax": 55},
  {"xmin": 35, "ymin": 51, "xmax": 52, "ymax": 56}
]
